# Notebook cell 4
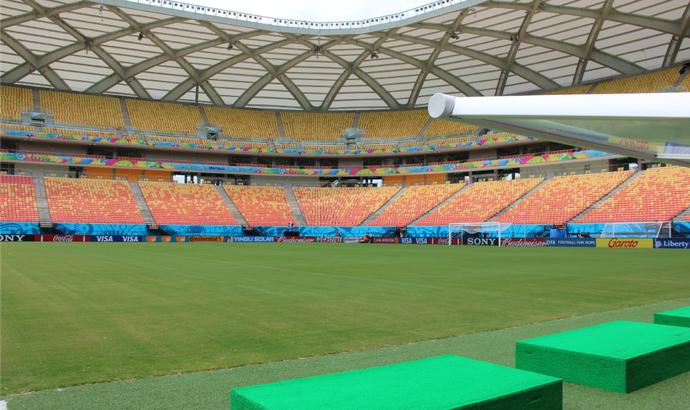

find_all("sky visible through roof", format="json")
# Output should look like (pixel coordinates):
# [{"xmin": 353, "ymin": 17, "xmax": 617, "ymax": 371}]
[{"xmin": 190, "ymin": 0, "xmax": 427, "ymax": 21}]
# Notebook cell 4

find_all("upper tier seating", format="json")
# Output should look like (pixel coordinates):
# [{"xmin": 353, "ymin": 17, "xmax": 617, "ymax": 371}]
[
  {"xmin": 44, "ymin": 178, "xmax": 144, "ymax": 224},
  {"xmin": 354, "ymin": 143, "xmax": 397, "ymax": 151},
  {"xmin": 678, "ymin": 74, "xmax": 690, "ymax": 92},
  {"xmin": 219, "ymin": 141, "xmax": 270, "ymax": 149},
  {"xmin": 593, "ymin": 68, "xmax": 680, "ymax": 94},
  {"xmin": 424, "ymin": 120, "xmax": 478, "ymax": 138},
  {"xmin": 302, "ymin": 144, "xmax": 345, "ymax": 153},
  {"xmin": 146, "ymin": 135, "xmax": 214, "ymax": 147},
  {"xmin": 579, "ymin": 166, "xmax": 690, "ymax": 223},
  {"xmin": 428, "ymin": 136, "xmax": 477, "ymax": 146},
  {"xmin": 0, "ymin": 86, "xmax": 32, "ymax": 122},
  {"xmin": 204, "ymin": 107, "xmax": 281, "ymax": 140},
  {"xmin": 495, "ymin": 171, "xmax": 634, "ymax": 225},
  {"xmin": 293, "ymin": 187, "xmax": 400, "ymax": 226},
  {"xmin": 281, "ymin": 112, "xmax": 355, "ymax": 142},
  {"xmin": 358, "ymin": 110, "xmax": 428, "ymax": 140},
  {"xmin": 139, "ymin": 182, "xmax": 237, "ymax": 225},
  {"xmin": 43, "ymin": 128, "xmax": 117, "ymax": 139},
  {"xmin": 369, "ymin": 183, "xmax": 465, "ymax": 227},
  {"xmin": 224, "ymin": 186, "xmax": 295, "ymax": 227},
  {"xmin": 126, "ymin": 100, "xmax": 202, "ymax": 135},
  {"xmin": 39, "ymin": 91, "xmax": 126, "ymax": 130},
  {"xmin": 275, "ymin": 144, "xmax": 297, "ymax": 150},
  {"xmin": 541, "ymin": 85, "xmax": 592, "ymax": 95},
  {"xmin": 1, "ymin": 175, "xmax": 39, "ymax": 223},
  {"xmin": 415, "ymin": 179, "xmax": 543, "ymax": 226}
]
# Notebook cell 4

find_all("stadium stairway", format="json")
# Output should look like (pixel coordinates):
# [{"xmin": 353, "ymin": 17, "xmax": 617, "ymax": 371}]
[
  {"xmin": 214, "ymin": 185, "xmax": 249, "ymax": 227},
  {"xmin": 285, "ymin": 186, "xmax": 307, "ymax": 226},
  {"xmin": 673, "ymin": 204, "xmax": 690, "ymax": 221},
  {"xmin": 120, "ymin": 98, "xmax": 133, "ymax": 132},
  {"xmin": 487, "ymin": 178, "xmax": 549, "ymax": 222},
  {"xmin": 570, "ymin": 170, "xmax": 642, "ymax": 223},
  {"xmin": 128, "ymin": 182, "xmax": 158, "ymax": 229},
  {"xmin": 33, "ymin": 176, "xmax": 53, "ymax": 228},
  {"xmin": 408, "ymin": 183, "xmax": 471, "ymax": 226},
  {"xmin": 360, "ymin": 187, "xmax": 409, "ymax": 226}
]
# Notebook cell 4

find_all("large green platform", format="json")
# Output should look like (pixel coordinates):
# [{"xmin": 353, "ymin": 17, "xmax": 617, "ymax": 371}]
[
  {"xmin": 655, "ymin": 307, "xmax": 690, "ymax": 328},
  {"xmin": 515, "ymin": 321, "xmax": 690, "ymax": 393},
  {"xmin": 231, "ymin": 355, "xmax": 562, "ymax": 410}
]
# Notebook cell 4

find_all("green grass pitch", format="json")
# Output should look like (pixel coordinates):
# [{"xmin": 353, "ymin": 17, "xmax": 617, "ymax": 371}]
[{"xmin": 2, "ymin": 243, "xmax": 690, "ymax": 398}]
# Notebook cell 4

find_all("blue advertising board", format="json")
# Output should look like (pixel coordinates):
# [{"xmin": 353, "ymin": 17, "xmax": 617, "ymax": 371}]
[
  {"xmin": 545, "ymin": 238, "xmax": 596, "ymax": 247},
  {"xmin": 654, "ymin": 239, "xmax": 690, "ymax": 249},
  {"xmin": 91, "ymin": 235, "xmax": 144, "ymax": 242},
  {"xmin": 400, "ymin": 237, "xmax": 430, "ymax": 245}
]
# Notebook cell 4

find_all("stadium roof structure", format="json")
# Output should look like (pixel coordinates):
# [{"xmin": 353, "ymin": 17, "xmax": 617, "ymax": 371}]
[{"xmin": 1, "ymin": 0, "xmax": 689, "ymax": 111}]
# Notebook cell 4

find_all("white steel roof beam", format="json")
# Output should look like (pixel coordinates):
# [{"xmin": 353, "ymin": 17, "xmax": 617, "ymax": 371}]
[
  {"xmin": 0, "ymin": 1, "xmax": 90, "ymax": 29},
  {"xmin": 0, "ymin": 30, "xmax": 70, "ymax": 90},
  {"xmin": 572, "ymin": 0, "xmax": 615, "ymax": 86},
  {"xmin": 496, "ymin": 0, "xmax": 541, "ymax": 96},
  {"xmin": 663, "ymin": 3, "xmax": 690, "ymax": 67}
]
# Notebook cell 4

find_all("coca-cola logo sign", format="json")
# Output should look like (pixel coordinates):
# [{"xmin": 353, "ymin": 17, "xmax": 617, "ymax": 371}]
[
  {"xmin": 428, "ymin": 237, "xmax": 461, "ymax": 245},
  {"xmin": 41, "ymin": 235, "xmax": 88, "ymax": 242},
  {"xmin": 500, "ymin": 238, "xmax": 547, "ymax": 247}
]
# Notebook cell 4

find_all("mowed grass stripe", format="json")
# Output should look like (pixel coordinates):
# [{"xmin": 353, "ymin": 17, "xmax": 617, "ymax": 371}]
[{"xmin": 2, "ymin": 243, "xmax": 689, "ymax": 393}]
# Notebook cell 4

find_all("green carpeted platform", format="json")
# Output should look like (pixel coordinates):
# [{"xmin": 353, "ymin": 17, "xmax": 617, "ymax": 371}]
[
  {"xmin": 655, "ymin": 307, "xmax": 690, "ymax": 328},
  {"xmin": 231, "ymin": 355, "xmax": 562, "ymax": 410},
  {"xmin": 515, "ymin": 321, "xmax": 690, "ymax": 393}
]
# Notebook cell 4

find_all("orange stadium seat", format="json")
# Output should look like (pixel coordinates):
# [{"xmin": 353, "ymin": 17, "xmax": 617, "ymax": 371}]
[
  {"xmin": 495, "ymin": 171, "xmax": 634, "ymax": 225},
  {"xmin": 302, "ymin": 144, "xmax": 345, "ymax": 153},
  {"xmin": 1, "ymin": 175, "xmax": 39, "ymax": 223},
  {"xmin": 353, "ymin": 143, "xmax": 397, "ymax": 151},
  {"xmin": 126, "ymin": 100, "xmax": 202, "ymax": 135},
  {"xmin": 358, "ymin": 110, "xmax": 428, "ymax": 140},
  {"xmin": 293, "ymin": 187, "xmax": 400, "ymax": 226},
  {"xmin": 0, "ymin": 85, "xmax": 32, "ymax": 122},
  {"xmin": 43, "ymin": 128, "xmax": 117, "ymax": 139},
  {"xmin": 540, "ymin": 85, "xmax": 592, "ymax": 95},
  {"xmin": 369, "ymin": 183, "xmax": 465, "ymax": 227},
  {"xmin": 225, "ymin": 186, "xmax": 295, "ymax": 227},
  {"xmin": 204, "ymin": 107, "xmax": 281, "ymax": 140},
  {"xmin": 427, "ymin": 135, "xmax": 477, "ymax": 146},
  {"xmin": 39, "ymin": 91, "xmax": 125, "ymax": 130},
  {"xmin": 44, "ymin": 178, "xmax": 144, "ymax": 224},
  {"xmin": 579, "ymin": 166, "xmax": 690, "ymax": 223},
  {"xmin": 146, "ymin": 135, "xmax": 215, "ymax": 147},
  {"xmin": 139, "ymin": 182, "xmax": 237, "ymax": 225},
  {"xmin": 281, "ymin": 112, "xmax": 355, "ymax": 142},
  {"xmin": 593, "ymin": 68, "xmax": 681, "ymax": 94},
  {"xmin": 424, "ymin": 120, "xmax": 478, "ymax": 139},
  {"xmin": 1, "ymin": 123, "xmax": 34, "ymax": 132},
  {"xmin": 415, "ymin": 179, "xmax": 543, "ymax": 226}
]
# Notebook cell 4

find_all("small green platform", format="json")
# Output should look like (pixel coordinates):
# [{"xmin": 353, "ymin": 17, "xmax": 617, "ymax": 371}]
[
  {"xmin": 515, "ymin": 321, "xmax": 690, "ymax": 393},
  {"xmin": 231, "ymin": 355, "xmax": 562, "ymax": 410},
  {"xmin": 655, "ymin": 306, "xmax": 690, "ymax": 328}
]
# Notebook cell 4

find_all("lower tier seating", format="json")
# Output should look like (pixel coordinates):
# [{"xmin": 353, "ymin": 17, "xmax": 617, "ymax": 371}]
[
  {"xmin": 224, "ymin": 186, "xmax": 295, "ymax": 227},
  {"xmin": 495, "ymin": 171, "xmax": 634, "ymax": 225},
  {"xmin": 579, "ymin": 166, "xmax": 690, "ymax": 223},
  {"xmin": 415, "ymin": 179, "xmax": 544, "ymax": 226},
  {"xmin": 1, "ymin": 175, "xmax": 39, "ymax": 222},
  {"xmin": 139, "ymin": 182, "xmax": 237, "ymax": 225},
  {"xmin": 293, "ymin": 187, "xmax": 400, "ymax": 226},
  {"xmin": 369, "ymin": 183, "xmax": 465, "ymax": 227},
  {"xmin": 45, "ymin": 178, "xmax": 144, "ymax": 224}
]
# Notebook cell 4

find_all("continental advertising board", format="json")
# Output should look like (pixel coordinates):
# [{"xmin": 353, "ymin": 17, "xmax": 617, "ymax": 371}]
[
  {"xmin": 190, "ymin": 236, "xmax": 224, "ymax": 243},
  {"xmin": 596, "ymin": 238, "xmax": 654, "ymax": 248}
]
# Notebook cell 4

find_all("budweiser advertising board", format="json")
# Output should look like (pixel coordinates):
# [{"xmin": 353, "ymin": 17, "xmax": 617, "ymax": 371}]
[
  {"xmin": 41, "ymin": 235, "xmax": 89, "ymax": 242},
  {"xmin": 275, "ymin": 236, "xmax": 316, "ymax": 243},
  {"xmin": 500, "ymin": 238, "xmax": 547, "ymax": 247}
]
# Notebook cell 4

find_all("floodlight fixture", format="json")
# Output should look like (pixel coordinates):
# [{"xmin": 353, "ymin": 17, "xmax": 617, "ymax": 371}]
[
  {"xmin": 227, "ymin": 42, "xmax": 233, "ymax": 50},
  {"xmin": 449, "ymin": 31, "xmax": 459, "ymax": 40},
  {"xmin": 370, "ymin": 50, "xmax": 379, "ymax": 59},
  {"xmin": 138, "ymin": 32, "xmax": 144, "ymax": 41}
]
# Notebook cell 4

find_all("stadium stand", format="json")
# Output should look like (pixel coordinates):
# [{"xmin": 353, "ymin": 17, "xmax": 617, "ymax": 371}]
[
  {"xmin": 218, "ymin": 141, "xmax": 270, "ymax": 149},
  {"xmin": 43, "ymin": 128, "xmax": 118, "ymax": 139},
  {"xmin": 281, "ymin": 112, "xmax": 355, "ymax": 142},
  {"xmin": 579, "ymin": 166, "xmax": 690, "ymax": 223},
  {"xmin": 369, "ymin": 183, "xmax": 465, "ymax": 227},
  {"xmin": 293, "ymin": 187, "xmax": 400, "ymax": 226},
  {"xmin": 495, "ymin": 171, "xmax": 634, "ymax": 225},
  {"xmin": 401, "ymin": 141, "xmax": 424, "ymax": 148},
  {"xmin": 1, "ymin": 175, "xmax": 39, "ymax": 222},
  {"xmin": 224, "ymin": 186, "xmax": 296, "ymax": 226},
  {"xmin": 427, "ymin": 135, "xmax": 477, "ymax": 146},
  {"xmin": 146, "ymin": 135, "xmax": 214, "ymax": 147},
  {"xmin": 39, "ymin": 91, "xmax": 126, "ymax": 130},
  {"xmin": 204, "ymin": 107, "xmax": 281, "ymax": 140},
  {"xmin": 1, "ymin": 123, "xmax": 34, "ymax": 132},
  {"xmin": 302, "ymin": 144, "xmax": 345, "ymax": 153},
  {"xmin": 353, "ymin": 143, "xmax": 397, "ymax": 151},
  {"xmin": 44, "ymin": 178, "xmax": 144, "ymax": 224},
  {"xmin": 415, "ymin": 179, "xmax": 544, "ymax": 226},
  {"xmin": 678, "ymin": 74, "xmax": 690, "ymax": 92},
  {"xmin": 358, "ymin": 110, "xmax": 428, "ymax": 140},
  {"xmin": 0, "ymin": 85, "xmax": 32, "ymax": 122},
  {"xmin": 139, "ymin": 182, "xmax": 238, "ymax": 225},
  {"xmin": 424, "ymin": 120, "xmax": 478, "ymax": 138},
  {"xmin": 593, "ymin": 68, "xmax": 680, "ymax": 94},
  {"xmin": 275, "ymin": 144, "xmax": 297, "ymax": 150},
  {"xmin": 126, "ymin": 100, "xmax": 202, "ymax": 135}
]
